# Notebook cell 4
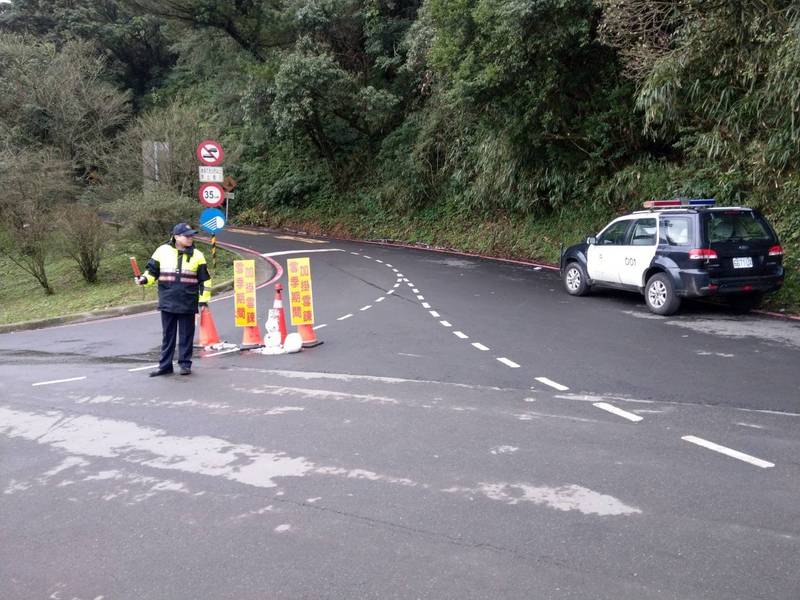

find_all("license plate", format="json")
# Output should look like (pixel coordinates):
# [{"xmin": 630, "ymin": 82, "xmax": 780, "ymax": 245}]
[{"xmin": 732, "ymin": 256, "xmax": 753, "ymax": 269}]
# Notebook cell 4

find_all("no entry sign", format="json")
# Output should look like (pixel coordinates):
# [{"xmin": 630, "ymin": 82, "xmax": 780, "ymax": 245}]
[
  {"xmin": 196, "ymin": 139, "xmax": 224, "ymax": 166},
  {"xmin": 198, "ymin": 182, "xmax": 225, "ymax": 208}
]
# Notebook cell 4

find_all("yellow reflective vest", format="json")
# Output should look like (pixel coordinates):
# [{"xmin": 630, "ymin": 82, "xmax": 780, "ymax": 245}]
[{"xmin": 142, "ymin": 242, "xmax": 211, "ymax": 313}]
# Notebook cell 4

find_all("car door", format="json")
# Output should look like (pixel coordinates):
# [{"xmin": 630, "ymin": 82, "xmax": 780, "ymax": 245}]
[
  {"xmin": 587, "ymin": 218, "xmax": 634, "ymax": 283},
  {"xmin": 619, "ymin": 217, "xmax": 658, "ymax": 287}
]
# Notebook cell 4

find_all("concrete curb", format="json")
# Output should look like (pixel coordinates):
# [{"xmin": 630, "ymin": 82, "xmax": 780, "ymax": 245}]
[{"xmin": 0, "ymin": 240, "xmax": 278, "ymax": 334}]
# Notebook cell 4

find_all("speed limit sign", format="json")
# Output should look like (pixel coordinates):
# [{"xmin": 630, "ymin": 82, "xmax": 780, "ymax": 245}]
[{"xmin": 198, "ymin": 183, "xmax": 225, "ymax": 208}]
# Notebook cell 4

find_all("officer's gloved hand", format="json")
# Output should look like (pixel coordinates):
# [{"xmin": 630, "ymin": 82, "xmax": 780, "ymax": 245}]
[{"xmin": 135, "ymin": 276, "xmax": 145, "ymax": 286}]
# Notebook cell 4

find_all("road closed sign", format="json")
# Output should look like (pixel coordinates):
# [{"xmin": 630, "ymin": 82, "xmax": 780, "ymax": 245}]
[
  {"xmin": 196, "ymin": 139, "xmax": 224, "ymax": 166},
  {"xmin": 198, "ymin": 182, "xmax": 225, "ymax": 208}
]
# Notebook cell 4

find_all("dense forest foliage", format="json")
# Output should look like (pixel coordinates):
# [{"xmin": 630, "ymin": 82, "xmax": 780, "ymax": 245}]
[{"xmin": 0, "ymin": 0, "xmax": 798, "ymax": 307}]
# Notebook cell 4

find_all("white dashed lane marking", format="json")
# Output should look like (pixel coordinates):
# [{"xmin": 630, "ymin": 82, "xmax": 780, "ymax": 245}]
[
  {"xmin": 593, "ymin": 402, "xmax": 643, "ymax": 423},
  {"xmin": 128, "ymin": 364, "xmax": 159, "ymax": 373},
  {"xmin": 32, "ymin": 377, "xmax": 87, "ymax": 387},
  {"xmin": 497, "ymin": 358, "xmax": 520, "ymax": 368},
  {"xmin": 352, "ymin": 253, "xmax": 577, "ymax": 390},
  {"xmin": 313, "ymin": 324, "xmax": 328, "ymax": 330},
  {"xmin": 360, "ymin": 305, "xmax": 372, "ymax": 311},
  {"xmin": 682, "ymin": 435, "xmax": 774, "ymax": 469},
  {"xmin": 376, "ymin": 297, "xmax": 385, "ymax": 303},
  {"xmin": 535, "ymin": 377, "xmax": 569, "ymax": 392}
]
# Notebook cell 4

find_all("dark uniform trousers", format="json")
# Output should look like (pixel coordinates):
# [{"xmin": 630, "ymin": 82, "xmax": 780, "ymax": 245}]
[{"xmin": 159, "ymin": 311, "xmax": 196, "ymax": 371}]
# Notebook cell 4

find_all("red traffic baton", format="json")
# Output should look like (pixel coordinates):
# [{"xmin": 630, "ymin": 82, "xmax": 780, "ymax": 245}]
[{"xmin": 130, "ymin": 257, "xmax": 141, "ymax": 277}]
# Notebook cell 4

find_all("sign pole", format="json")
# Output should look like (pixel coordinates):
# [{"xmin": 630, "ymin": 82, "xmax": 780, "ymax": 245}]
[{"xmin": 211, "ymin": 234, "xmax": 217, "ymax": 271}]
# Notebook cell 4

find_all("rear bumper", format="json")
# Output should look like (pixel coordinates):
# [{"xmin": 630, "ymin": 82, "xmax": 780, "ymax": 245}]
[{"xmin": 678, "ymin": 268, "xmax": 784, "ymax": 297}]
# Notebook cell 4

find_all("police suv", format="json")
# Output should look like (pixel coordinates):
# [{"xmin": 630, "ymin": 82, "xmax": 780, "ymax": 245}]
[{"xmin": 560, "ymin": 199, "xmax": 784, "ymax": 315}]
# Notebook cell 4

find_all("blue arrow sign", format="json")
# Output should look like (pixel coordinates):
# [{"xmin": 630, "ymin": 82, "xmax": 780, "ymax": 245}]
[{"xmin": 199, "ymin": 208, "xmax": 226, "ymax": 233}]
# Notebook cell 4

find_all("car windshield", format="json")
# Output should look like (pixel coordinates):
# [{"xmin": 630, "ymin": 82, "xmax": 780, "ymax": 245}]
[{"xmin": 704, "ymin": 211, "xmax": 773, "ymax": 243}]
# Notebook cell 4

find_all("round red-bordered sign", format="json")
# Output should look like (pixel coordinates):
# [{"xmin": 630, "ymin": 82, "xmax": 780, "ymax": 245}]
[
  {"xmin": 196, "ymin": 139, "xmax": 224, "ymax": 166},
  {"xmin": 198, "ymin": 183, "xmax": 225, "ymax": 208}
]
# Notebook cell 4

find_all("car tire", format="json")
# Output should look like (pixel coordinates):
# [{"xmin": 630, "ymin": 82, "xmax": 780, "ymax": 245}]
[
  {"xmin": 644, "ymin": 273, "xmax": 681, "ymax": 315},
  {"xmin": 563, "ymin": 262, "xmax": 590, "ymax": 296},
  {"xmin": 729, "ymin": 293, "xmax": 763, "ymax": 314}
]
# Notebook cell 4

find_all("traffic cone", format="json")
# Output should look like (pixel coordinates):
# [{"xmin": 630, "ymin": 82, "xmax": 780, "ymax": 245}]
[
  {"xmin": 196, "ymin": 306, "xmax": 221, "ymax": 347},
  {"xmin": 297, "ymin": 323, "xmax": 323, "ymax": 348},
  {"xmin": 273, "ymin": 284, "xmax": 288, "ymax": 345},
  {"xmin": 240, "ymin": 323, "xmax": 264, "ymax": 349}
]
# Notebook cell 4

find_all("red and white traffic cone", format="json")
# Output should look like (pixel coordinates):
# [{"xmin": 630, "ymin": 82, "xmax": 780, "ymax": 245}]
[{"xmin": 273, "ymin": 283, "xmax": 288, "ymax": 345}]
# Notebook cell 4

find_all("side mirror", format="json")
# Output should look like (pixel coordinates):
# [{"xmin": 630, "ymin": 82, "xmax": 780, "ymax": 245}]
[{"xmin": 586, "ymin": 236, "xmax": 597, "ymax": 245}]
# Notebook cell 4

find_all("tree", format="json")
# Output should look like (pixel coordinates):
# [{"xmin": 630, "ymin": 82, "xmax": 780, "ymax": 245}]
[
  {"xmin": 0, "ymin": 34, "xmax": 132, "ymax": 178},
  {"xmin": 0, "ymin": 149, "xmax": 77, "ymax": 295},
  {"xmin": 0, "ymin": 0, "xmax": 177, "ymax": 104}
]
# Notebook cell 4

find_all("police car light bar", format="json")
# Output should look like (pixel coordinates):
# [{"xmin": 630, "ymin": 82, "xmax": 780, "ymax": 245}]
[{"xmin": 643, "ymin": 198, "xmax": 716, "ymax": 209}]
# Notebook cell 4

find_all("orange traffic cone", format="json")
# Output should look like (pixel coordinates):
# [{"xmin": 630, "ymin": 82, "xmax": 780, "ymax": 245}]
[
  {"xmin": 240, "ymin": 324, "xmax": 264, "ymax": 349},
  {"xmin": 297, "ymin": 323, "xmax": 323, "ymax": 348},
  {"xmin": 196, "ymin": 306, "xmax": 221, "ymax": 347},
  {"xmin": 273, "ymin": 284, "xmax": 288, "ymax": 344}
]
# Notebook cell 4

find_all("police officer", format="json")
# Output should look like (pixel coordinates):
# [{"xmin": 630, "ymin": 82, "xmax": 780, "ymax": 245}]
[{"xmin": 136, "ymin": 223, "xmax": 212, "ymax": 376}]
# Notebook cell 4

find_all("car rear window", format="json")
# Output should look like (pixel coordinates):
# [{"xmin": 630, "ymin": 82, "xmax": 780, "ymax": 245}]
[{"xmin": 704, "ymin": 211, "xmax": 773, "ymax": 243}]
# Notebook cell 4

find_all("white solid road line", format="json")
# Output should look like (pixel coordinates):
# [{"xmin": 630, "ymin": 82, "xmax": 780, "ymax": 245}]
[
  {"xmin": 337, "ymin": 314, "xmax": 353, "ymax": 321},
  {"xmin": 472, "ymin": 343, "xmax": 490, "ymax": 351},
  {"xmin": 262, "ymin": 249, "xmax": 345, "ymax": 257},
  {"xmin": 204, "ymin": 348, "xmax": 240, "ymax": 358},
  {"xmin": 535, "ymin": 377, "xmax": 570, "ymax": 391},
  {"xmin": 453, "ymin": 331, "xmax": 469, "ymax": 339},
  {"xmin": 682, "ymin": 435, "xmax": 775, "ymax": 469},
  {"xmin": 128, "ymin": 364, "xmax": 159, "ymax": 372},
  {"xmin": 360, "ymin": 305, "xmax": 372, "ymax": 311},
  {"xmin": 429, "ymin": 311, "xmax": 440, "ymax": 318},
  {"xmin": 32, "ymin": 376, "xmax": 87, "ymax": 387},
  {"xmin": 593, "ymin": 402, "xmax": 643, "ymax": 423},
  {"xmin": 497, "ymin": 358, "xmax": 520, "ymax": 368},
  {"xmin": 440, "ymin": 321, "xmax": 452, "ymax": 327},
  {"xmin": 313, "ymin": 324, "xmax": 328, "ymax": 330}
]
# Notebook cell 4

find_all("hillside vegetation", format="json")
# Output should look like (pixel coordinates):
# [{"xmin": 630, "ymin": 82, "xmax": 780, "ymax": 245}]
[{"xmin": 1, "ymin": 0, "xmax": 797, "ymax": 311}]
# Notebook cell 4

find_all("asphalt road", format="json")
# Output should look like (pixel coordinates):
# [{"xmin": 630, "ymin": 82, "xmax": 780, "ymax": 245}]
[{"xmin": 1, "ymin": 228, "xmax": 798, "ymax": 600}]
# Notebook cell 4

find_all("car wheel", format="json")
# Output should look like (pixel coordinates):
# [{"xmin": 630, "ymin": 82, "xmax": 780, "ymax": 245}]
[
  {"xmin": 645, "ymin": 273, "xmax": 681, "ymax": 315},
  {"xmin": 729, "ymin": 293, "xmax": 763, "ymax": 314},
  {"xmin": 563, "ymin": 262, "xmax": 590, "ymax": 296}
]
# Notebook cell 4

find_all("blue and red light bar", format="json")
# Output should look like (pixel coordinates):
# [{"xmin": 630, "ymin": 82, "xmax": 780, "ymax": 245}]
[{"xmin": 642, "ymin": 198, "xmax": 716, "ymax": 208}]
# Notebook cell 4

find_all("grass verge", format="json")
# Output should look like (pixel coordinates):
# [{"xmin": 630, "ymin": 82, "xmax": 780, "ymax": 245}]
[{"xmin": 0, "ymin": 241, "xmax": 236, "ymax": 326}]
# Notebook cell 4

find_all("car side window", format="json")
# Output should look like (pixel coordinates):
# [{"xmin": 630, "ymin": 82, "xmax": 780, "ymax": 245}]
[
  {"xmin": 596, "ymin": 220, "xmax": 631, "ymax": 245},
  {"xmin": 660, "ymin": 217, "xmax": 692, "ymax": 246},
  {"xmin": 630, "ymin": 218, "xmax": 657, "ymax": 246}
]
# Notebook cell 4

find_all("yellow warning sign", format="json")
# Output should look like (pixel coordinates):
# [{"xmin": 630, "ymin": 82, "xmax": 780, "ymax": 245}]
[
  {"xmin": 287, "ymin": 257, "xmax": 315, "ymax": 326},
  {"xmin": 233, "ymin": 260, "xmax": 257, "ymax": 327}
]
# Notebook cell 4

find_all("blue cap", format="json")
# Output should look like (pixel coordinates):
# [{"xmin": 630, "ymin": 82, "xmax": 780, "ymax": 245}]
[{"xmin": 172, "ymin": 223, "xmax": 197, "ymax": 236}]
